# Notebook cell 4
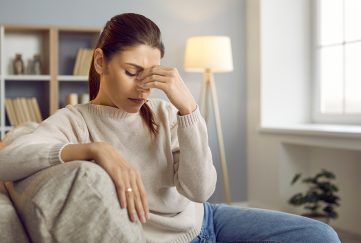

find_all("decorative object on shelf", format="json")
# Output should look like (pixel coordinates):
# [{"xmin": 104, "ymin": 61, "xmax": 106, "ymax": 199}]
[
  {"xmin": 80, "ymin": 93, "xmax": 90, "ymax": 104},
  {"xmin": 13, "ymin": 53, "xmax": 25, "ymax": 75},
  {"xmin": 184, "ymin": 36, "xmax": 233, "ymax": 204},
  {"xmin": 65, "ymin": 93, "xmax": 79, "ymax": 106},
  {"xmin": 288, "ymin": 169, "xmax": 341, "ymax": 224},
  {"xmin": 33, "ymin": 54, "xmax": 42, "ymax": 75}
]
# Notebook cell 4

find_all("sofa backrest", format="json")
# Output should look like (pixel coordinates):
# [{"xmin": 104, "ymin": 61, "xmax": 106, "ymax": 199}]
[{"xmin": 0, "ymin": 181, "xmax": 31, "ymax": 243}]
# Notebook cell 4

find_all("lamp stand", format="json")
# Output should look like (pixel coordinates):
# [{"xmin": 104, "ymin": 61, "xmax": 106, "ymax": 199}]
[{"xmin": 199, "ymin": 69, "xmax": 232, "ymax": 204}]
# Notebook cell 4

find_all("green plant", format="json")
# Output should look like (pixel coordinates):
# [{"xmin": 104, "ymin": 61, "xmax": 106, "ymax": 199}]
[{"xmin": 289, "ymin": 169, "xmax": 340, "ymax": 221}]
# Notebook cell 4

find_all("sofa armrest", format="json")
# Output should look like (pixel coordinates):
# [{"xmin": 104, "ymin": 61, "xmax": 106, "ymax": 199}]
[
  {"xmin": 6, "ymin": 161, "xmax": 145, "ymax": 243},
  {"xmin": 0, "ymin": 181, "xmax": 31, "ymax": 243}
]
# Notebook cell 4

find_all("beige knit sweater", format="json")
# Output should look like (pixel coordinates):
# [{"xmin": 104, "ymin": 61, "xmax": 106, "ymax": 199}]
[{"xmin": 0, "ymin": 98, "xmax": 217, "ymax": 243}]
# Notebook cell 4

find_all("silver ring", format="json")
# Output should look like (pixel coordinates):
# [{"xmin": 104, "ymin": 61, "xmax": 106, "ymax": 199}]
[{"xmin": 126, "ymin": 187, "xmax": 133, "ymax": 192}]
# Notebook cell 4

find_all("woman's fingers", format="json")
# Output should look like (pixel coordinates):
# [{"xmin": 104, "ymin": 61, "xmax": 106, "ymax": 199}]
[
  {"xmin": 95, "ymin": 143, "xmax": 149, "ymax": 224},
  {"xmin": 136, "ymin": 174, "xmax": 150, "ymax": 220},
  {"xmin": 137, "ymin": 66, "xmax": 179, "ymax": 92},
  {"xmin": 118, "ymin": 169, "xmax": 148, "ymax": 224},
  {"xmin": 115, "ymin": 179, "xmax": 127, "ymax": 209},
  {"xmin": 125, "ymin": 178, "xmax": 137, "ymax": 222},
  {"xmin": 130, "ymin": 173, "xmax": 147, "ymax": 223},
  {"xmin": 138, "ymin": 65, "xmax": 172, "ymax": 80},
  {"xmin": 138, "ymin": 75, "xmax": 168, "ymax": 90}
]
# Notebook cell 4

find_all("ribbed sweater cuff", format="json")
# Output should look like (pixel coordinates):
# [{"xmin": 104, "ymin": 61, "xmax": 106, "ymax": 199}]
[
  {"xmin": 48, "ymin": 143, "xmax": 70, "ymax": 165},
  {"xmin": 177, "ymin": 105, "xmax": 201, "ymax": 128}
]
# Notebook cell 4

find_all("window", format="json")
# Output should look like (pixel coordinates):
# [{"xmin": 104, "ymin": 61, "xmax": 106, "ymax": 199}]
[{"xmin": 314, "ymin": 0, "xmax": 361, "ymax": 124}]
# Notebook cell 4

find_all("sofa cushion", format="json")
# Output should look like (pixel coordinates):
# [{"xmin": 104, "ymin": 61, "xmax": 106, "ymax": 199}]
[
  {"xmin": 0, "ymin": 181, "xmax": 30, "ymax": 243},
  {"xmin": 6, "ymin": 161, "xmax": 145, "ymax": 243}
]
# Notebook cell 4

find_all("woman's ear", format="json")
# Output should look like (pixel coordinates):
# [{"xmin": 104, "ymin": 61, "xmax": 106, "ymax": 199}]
[{"xmin": 93, "ymin": 48, "xmax": 105, "ymax": 75}]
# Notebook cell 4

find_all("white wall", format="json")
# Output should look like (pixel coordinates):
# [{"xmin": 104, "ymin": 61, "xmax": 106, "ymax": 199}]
[
  {"xmin": 0, "ymin": 0, "xmax": 247, "ymax": 203},
  {"xmin": 247, "ymin": 0, "xmax": 361, "ymax": 235},
  {"xmin": 261, "ymin": 0, "xmax": 311, "ymax": 126}
]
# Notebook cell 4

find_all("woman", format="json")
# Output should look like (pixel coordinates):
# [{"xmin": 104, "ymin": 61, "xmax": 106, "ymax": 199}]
[{"xmin": 0, "ymin": 13, "xmax": 340, "ymax": 243}]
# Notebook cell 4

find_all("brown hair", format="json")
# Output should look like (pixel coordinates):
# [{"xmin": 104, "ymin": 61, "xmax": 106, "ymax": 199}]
[{"xmin": 89, "ymin": 13, "xmax": 164, "ymax": 137}]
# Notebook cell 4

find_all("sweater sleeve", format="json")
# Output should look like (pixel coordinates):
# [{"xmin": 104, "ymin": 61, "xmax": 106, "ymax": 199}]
[
  {"xmin": 169, "ymin": 104, "xmax": 217, "ymax": 202},
  {"xmin": 0, "ymin": 106, "xmax": 87, "ymax": 181}
]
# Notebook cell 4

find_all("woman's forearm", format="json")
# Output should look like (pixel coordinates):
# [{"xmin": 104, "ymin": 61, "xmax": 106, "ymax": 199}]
[{"xmin": 60, "ymin": 143, "xmax": 96, "ymax": 163}]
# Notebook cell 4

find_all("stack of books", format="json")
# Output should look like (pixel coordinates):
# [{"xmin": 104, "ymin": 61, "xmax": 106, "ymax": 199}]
[
  {"xmin": 5, "ymin": 97, "xmax": 43, "ymax": 126},
  {"xmin": 73, "ymin": 48, "xmax": 93, "ymax": 75}
]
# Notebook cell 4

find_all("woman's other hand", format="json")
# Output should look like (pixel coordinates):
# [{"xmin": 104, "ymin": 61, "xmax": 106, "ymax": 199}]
[{"xmin": 61, "ymin": 142, "xmax": 149, "ymax": 224}]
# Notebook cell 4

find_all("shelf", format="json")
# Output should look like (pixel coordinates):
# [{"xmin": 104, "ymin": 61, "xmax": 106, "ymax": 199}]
[
  {"xmin": 4, "ymin": 75, "xmax": 50, "ymax": 81},
  {"xmin": 58, "ymin": 75, "xmax": 88, "ymax": 82},
  {"xmin": 4, "ymin": 126, "xmax": 12, "ymax": 132}
]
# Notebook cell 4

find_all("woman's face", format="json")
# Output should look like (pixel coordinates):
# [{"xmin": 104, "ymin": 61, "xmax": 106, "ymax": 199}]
[{"xmin": 94, "ymin": 44, "xmax": 161, "ymax": 113}]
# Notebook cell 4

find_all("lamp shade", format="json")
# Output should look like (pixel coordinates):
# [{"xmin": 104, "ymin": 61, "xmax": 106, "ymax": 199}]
[{"xmin": 184, "ymin": 36, "xmax": 233, "ymax": 73}]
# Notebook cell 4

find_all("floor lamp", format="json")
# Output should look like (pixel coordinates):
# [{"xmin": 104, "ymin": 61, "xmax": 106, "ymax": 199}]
[{"xmin": 184, "ymin": 36, "xmax": 233, "ymax": 204}]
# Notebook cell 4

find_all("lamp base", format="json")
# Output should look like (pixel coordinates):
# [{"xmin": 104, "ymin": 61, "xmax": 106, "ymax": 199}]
[{"xmin": 200, "ymin": 70, "xmax": 232, "ymax": 204}]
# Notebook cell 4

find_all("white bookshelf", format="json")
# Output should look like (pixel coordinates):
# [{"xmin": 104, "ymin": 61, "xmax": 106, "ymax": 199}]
[{"xmin": 0, "ymin": 24, "xmax": 100, "ymax": 139}]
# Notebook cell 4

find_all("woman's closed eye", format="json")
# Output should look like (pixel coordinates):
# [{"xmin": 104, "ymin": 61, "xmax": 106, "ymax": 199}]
[{"xmin": 125, "ymin": 70, "xmax": 137, "ymax": 77}]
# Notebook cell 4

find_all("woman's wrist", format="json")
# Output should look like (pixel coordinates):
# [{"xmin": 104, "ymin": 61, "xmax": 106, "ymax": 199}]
[
  {"xmin": 178, "ymin": 102, "xmax": 197, "ymax": 116},
  {"xmin": 61, "ymin": 143, "xmax": 96, "ymax": 163},
  {"xmin": 88, "ymin": 142, "xmax": 102, "ymax": 161}
]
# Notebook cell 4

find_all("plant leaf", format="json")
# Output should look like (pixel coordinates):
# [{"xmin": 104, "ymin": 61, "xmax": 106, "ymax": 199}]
[
  {"xmin": 289, "ymin": 193, "xmax": 304, "ymax": 206},
  {"xmin": 291, "ymin": 173, "xmax": 302, "ymax": 185},
  {"xmin": 321, "ymin": 169, "xmax": 336, "ymax": 179}
]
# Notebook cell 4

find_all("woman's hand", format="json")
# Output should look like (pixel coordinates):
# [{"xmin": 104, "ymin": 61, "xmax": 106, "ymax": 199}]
[
  {"xmin": 89, "ymin": 142, "xmax": 149, "ymax": 224},
  {"xmin": 137, "ymin": 65, "xmax": 197, "ymax": 115}
]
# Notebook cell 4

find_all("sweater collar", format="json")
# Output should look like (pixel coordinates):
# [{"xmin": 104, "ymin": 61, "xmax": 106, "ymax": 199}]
[{"xmin": 87, "ymin": 103, "xmax": 140, "ymax": 119}]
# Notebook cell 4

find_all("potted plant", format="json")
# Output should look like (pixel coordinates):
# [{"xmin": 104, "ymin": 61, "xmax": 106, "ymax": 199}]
[{"xmin": 288, "ymin": 169, "xmax": 340, "ymax": 224}]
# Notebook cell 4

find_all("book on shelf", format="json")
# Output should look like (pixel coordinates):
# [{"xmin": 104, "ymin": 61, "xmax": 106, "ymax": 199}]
[
  {"xmin": 20, "ymin": 98, "xmax": 32, "ymax": 123},
  {"xmin": 30, "ymin": 97, "xmax": 43, "ymax": 123},
  {"xmin": 73, "ymin": 48, "xmax": 93, "ymax": 75},
  {"xmin": 13, "ymin": 98, "xmax": 26, "ymax": 124},
  {"xmin": 4, "ymin": 99, "xmax": 17, "ymax": 126},
  {"xmin": 4, "ymin": 97, "xmax": 43, "ymax": 126},
  {"xmin": 26, "ymin": 98, "xmax": 37, "ymax": 122}
]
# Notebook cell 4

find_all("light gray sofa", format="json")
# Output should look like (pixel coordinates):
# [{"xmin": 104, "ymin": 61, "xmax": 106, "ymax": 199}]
[
  {"xmin": 0, "ymin": 161, "xmax": 146, "ymax": 243},
  {"xmin": 0, "ymin": 180, "xmax": 31, "ymax": 242},
  {"xmin": 0, "ymin": 124, "xmax": 145, "ymax": 243}
]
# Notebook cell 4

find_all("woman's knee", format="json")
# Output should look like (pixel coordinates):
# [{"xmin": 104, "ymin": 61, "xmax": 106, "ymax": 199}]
[{"xmin": 300, "ymin": 219, "xmax": 340, "ymax": 243}]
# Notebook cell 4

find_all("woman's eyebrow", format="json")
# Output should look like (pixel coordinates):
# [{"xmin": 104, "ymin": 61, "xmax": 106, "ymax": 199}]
[{"xmin": 125, "ymin": 63, "xmax": 144, "ymax": 70}]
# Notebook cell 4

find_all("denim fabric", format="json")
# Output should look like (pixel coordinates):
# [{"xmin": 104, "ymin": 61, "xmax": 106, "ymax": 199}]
[{"xmin": 189, "ymin": 202, "xmax": 340, "ymax": 243}]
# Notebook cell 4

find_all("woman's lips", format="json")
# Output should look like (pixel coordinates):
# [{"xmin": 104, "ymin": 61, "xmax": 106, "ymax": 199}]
[{"xmin": 128, "ymin": 98, "xmax": 146, "ymax": 104}]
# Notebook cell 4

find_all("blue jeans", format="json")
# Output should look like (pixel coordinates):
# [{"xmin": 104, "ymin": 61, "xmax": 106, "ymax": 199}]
[{"xmin": 189, "ymin": 202, "xmax": 340, "ymax": 243}]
